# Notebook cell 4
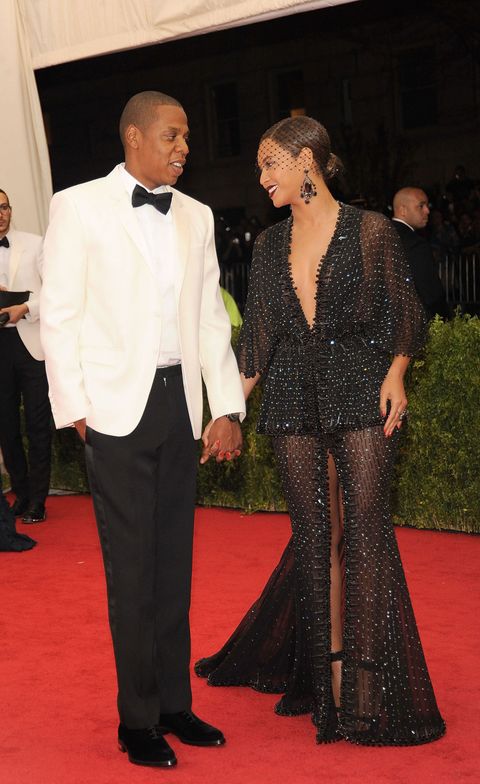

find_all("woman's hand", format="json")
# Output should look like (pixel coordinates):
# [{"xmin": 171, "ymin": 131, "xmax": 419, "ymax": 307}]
[{"xmin": 380, "ymin": 359, "xmax": 409, "ymax": 438}]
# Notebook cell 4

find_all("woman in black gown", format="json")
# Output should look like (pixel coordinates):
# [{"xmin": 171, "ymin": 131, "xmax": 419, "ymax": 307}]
[{"xmin": 197, "ymin": 117, "xmax": 445, "ymax": 746}]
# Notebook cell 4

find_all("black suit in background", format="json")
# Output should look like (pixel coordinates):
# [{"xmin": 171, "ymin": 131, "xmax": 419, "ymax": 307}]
[
  {"xmin": 392, "ymin": 219, "xmax": 450, "ymax": 319},
  {"xmin": 0, "ymin": 330, "xmax": 52, "ymax": 505},
  {"xmin": 0, "ymin": 491, "xmax": 36, "ymax": 551}
]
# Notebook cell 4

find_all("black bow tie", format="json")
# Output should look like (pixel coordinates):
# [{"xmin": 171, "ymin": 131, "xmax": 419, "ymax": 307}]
[
  {"xmin": 131, "ymin": 185, "xmax": 172, "ymax": 215},
  {"xmin": 0, "ymin": 236, "xmax": 9, "ymax": 248}
]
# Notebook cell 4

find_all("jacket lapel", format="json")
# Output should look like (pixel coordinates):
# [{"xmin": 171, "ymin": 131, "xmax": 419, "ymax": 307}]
[
  {"xmin": 103, "ymin": 168, "xmax": 154, "ymax": 276},
  {"xmin": 170, "ymin": 192, "xmax": 189, "ymax": 302},
  {"xmin": 103, "ymin": 169, "xmax": 191, "ymax": 296},
  {"xmin": 8, "ymin": 231, "xmax": 22, "ymax": 286}
]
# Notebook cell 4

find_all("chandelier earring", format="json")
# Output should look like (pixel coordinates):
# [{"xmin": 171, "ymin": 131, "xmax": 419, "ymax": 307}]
[{"xmin": 300, "ymin": 169, "xmax": 317, "ymax": 204}]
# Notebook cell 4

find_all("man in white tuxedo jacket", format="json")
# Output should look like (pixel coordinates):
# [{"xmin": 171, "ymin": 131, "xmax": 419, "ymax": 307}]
[
  {"xmin": 0, "ymin": 189, "xmax": 51, "ymax": 523},
  {"xmin": 41, "ymin": 92, "xmax": 245, "ymax": 768}
]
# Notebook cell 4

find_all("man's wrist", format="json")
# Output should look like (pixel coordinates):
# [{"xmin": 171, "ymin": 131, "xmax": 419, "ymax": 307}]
[{"xmin": 224, "ymin": 412, "xmax": 241, "ymax": 423}]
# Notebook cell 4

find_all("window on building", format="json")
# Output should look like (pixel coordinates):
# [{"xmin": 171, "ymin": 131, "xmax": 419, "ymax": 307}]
[
  {"xmin": 272, "ymin": 68, "xmax": 305, "ymax": 120},
  {"xmin": 398, "ymin": 46, "xmax": 438, "ymax": 129},
  {"xmin": 210, "ymin": 82, "xmax": 241, "ymax": 158}
]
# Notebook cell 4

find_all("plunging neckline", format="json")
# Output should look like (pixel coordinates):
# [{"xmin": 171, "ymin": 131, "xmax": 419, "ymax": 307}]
[{"xmin": 286, "ymin": 202, "xmax": 344, "ymax": 332}]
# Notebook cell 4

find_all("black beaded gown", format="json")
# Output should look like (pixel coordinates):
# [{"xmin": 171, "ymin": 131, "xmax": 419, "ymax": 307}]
[{"xmin": 195, "ymin": 204, "xmax": 446, "ymax": 745}]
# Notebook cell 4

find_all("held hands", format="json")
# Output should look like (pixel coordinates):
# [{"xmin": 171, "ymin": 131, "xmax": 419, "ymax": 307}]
[
  {"xmin": 380, "ymin": 371, "xmax": 408, "ymax": 438},
  {"xmin": 200, "ymin": 417, "xmax": 242, "ymax": 464}
]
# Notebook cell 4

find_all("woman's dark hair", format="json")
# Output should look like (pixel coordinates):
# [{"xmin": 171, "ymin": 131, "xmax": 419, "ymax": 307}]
[{"xmin": 260, "ymin": 116, "xmax": 342, "ymax": 182}]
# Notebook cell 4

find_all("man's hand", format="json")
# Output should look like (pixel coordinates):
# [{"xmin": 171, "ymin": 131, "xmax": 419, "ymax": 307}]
[
  {"xmin": 0, "ymin": 303, "xmax": 29, "ymax": 324},
  {"xmin": 200, "ymin": 416, "xmax": 242, "ymax": 464},
  {"xmin": 74, "ymin": 418, "xmax": 87, "ymax": 442}
]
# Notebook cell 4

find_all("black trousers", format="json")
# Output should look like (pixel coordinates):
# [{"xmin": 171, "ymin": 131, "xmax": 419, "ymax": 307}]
[
  {"xmin": 0, "ymin": 328, "xmax": 52, "ymax": 504},
  {"xmin": 84, "ymin": 365, "xmax": 198, "ymax": 729}
]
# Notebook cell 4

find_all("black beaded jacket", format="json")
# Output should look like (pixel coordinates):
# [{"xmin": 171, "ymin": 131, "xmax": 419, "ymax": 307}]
[{"xmin": 237, "ymin": 204, "xmax": 427, "ymax": 435}]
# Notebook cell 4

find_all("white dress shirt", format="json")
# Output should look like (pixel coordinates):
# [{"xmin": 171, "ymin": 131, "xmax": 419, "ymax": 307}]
[
  {"xmin": 392, "ymin": 218, "xmax": 415, "ymax": 232},
  {"xmin": 118, "ymin": 164, "xmax": 181, "ymax": 367}
]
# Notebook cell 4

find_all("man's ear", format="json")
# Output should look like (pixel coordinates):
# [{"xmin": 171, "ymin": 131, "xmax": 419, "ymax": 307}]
[{"xmin": 125, "ymin": 124, "xmax": 139, "ymax": 150}]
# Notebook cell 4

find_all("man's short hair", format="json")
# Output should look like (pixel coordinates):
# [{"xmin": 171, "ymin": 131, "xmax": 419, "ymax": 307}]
[
  {"xmin": 392, "ymin": 186, "xmax": 425, "ymax": 214},
  {"xmin": 119, "ymin": 91, "xmax": 182, "ymax": 145}
]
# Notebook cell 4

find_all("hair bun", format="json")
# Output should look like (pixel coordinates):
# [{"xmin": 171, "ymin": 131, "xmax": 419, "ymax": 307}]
[{"xmin": 325, "ymin": 153, "xmax": 343, "ymax": 182}]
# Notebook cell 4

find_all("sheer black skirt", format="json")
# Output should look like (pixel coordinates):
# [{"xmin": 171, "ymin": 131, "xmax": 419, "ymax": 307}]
[{"xmin": 195, "ymin": 425, "xmax": 445, "ymax": 745}]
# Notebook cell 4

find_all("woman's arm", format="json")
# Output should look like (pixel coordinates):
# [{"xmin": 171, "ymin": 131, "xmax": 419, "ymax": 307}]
[
  {"xmin": 201, "ymin": 229, "xmax": 274, "ymax": 463},
  {"xmin": 241, "ymin": 371, "xmax": 261, "ymax": 401}
]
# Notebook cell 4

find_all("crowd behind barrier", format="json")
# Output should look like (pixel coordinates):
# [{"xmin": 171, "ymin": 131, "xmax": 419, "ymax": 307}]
[{"xmin": 438, "ymin": 253, "xmax": 479, "ymax": 309}]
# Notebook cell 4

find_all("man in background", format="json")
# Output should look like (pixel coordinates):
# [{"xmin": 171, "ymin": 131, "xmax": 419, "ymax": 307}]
[
  {"xmin": 0, "ymin": 189, "xmax": 51, "ymax": 523},
  {"xmin": 392, "ymin": 187, "xmax": 450, "ymax": 319}
]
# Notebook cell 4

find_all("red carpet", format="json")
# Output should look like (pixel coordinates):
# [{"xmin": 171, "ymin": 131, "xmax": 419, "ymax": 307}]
[{"xmin": 0, "ymin": 497, "xmax": 478, "ymax": 784}]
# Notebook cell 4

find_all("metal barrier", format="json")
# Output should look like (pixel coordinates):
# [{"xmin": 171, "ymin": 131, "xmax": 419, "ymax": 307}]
[
  {"xmin": 220, "ymin": 262, "xmax": 250, "ymax": 314},
  {"xmin": 221, "ymin": 254, "xmax": 480, "ymax": 316},
  {"xmin": 438, "ymin": 252, "xmax": 480, "ymax": 309}
]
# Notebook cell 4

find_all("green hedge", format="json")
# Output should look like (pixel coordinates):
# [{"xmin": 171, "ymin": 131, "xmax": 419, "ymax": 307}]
[
  {"xmin": 393, "ymin": 313, "xmax": 480, "ymax": 533},
  {"xmin": 48, "ymin": 315, "xmax": 479, "ymax": 533}
]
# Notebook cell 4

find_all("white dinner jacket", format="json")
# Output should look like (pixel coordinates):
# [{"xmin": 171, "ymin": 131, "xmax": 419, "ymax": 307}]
[
  {"xmin": 6, "ymin": 229, "xmax": 44, "ymax": 361},
  {"xmin": 40, "ymin": 166, "xmax": 245, "ymax": 438}
]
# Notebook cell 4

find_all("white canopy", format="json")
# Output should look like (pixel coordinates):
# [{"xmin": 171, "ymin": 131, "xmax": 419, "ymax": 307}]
[{"xmin": 1, "ymin": 0, "xmax": 358, "ymax": 234}]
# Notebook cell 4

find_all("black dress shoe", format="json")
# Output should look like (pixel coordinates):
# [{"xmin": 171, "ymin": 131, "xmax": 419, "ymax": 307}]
[
  {"xmin": 22, "ymin": 503, "xmax": 46, "ymax": 524},
  {"xmin": 158, "ymin": 711, "xmax": 225, "ymax": 746},
  {"xmin": 118, "ymin": 724, "xmax": 177, "ymax": 767},
  {"xmin": 10, "ymin": 498, "xmax": 30, "ymax": 517}
]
